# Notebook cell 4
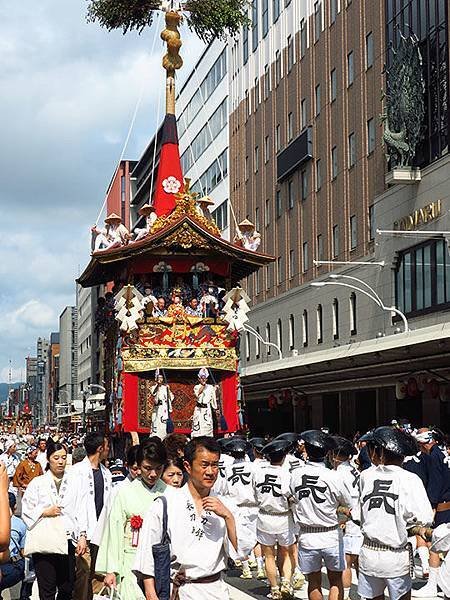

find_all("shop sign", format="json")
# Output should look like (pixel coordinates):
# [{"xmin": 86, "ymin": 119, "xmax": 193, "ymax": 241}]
[{"xmin": 393, "ymin": 200, "xmax": 441, "ymax": 231}]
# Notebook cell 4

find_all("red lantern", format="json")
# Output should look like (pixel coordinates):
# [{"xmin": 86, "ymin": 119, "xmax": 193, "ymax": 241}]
[
  {"xmin": 407, "ymin": 377, "xmax": 419, "ymax": 398},
  {"xmin": 430, "ymin": 379, "xmax": 440, "ymax": 399},
  {"xmin": 268, "ymin": 394, "xmax": 277, "ymax": 410}
]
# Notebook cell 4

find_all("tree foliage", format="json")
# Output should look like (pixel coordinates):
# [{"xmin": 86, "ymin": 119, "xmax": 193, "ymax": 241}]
[{"xmin": 86, "ymin": 0, "xmax": 251, "ymax": 41}]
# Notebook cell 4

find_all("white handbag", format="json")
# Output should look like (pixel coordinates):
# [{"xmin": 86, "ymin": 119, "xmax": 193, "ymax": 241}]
[
  {"xmin": 24, "ymin": 514, "xmax": 68, "ymax": 556},
  {"xmin": 24, "ymin": 477, "xmax": 69, "ymax": 556}
]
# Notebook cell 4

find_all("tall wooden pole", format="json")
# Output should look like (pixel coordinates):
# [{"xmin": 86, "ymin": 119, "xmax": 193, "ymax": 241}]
[{"xmin": 161, "ymin": 11, "xmax": 183, "ymax": 115}]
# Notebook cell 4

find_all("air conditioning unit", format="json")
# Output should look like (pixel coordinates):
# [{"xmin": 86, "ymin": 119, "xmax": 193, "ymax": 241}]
[{"xmin": 291, "ymin": 349, "xmax": 299, "ymax": 357}]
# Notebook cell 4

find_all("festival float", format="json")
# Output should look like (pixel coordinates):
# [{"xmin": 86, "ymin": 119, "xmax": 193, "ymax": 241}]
[{"xmin": 78, "ymin": 2, "xmax": 274, "ymax": 438}]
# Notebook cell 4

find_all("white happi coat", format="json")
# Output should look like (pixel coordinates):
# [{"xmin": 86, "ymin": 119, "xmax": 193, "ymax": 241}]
[
  {"xmin": 337, "ymin": 460, "xmax": 363, "ymax": 542},
  {"xmin": 283, "ymin": 453, "xmax": 305, "ymax": 474},
  {"xmin": 133, "ymin": 486, "xmax": 237, "ymax": 600},
  {"xmin": 134, "ymin": 213, "xmax": 157, "ymax": 241},
  {"xmin": 359, "ymin": 465, "xmax": 433, "ymax": 578},
  {"xmin": 36, "ymin": 451, "xmax": 48, "ymax": 472},
  {"xmin": 212, "ymin": 453, "xmax": 234, "ymax": 495},
  {"xmin": 63, "ymin": 457, "xmax": 112, "ymax": 541},
  {"xmin": 150, "ymin": 383, "xmax": 174, "ymax": 440},
  {"xmin": 432, "ymin": 523, "xmax": 450, "ymax": 597},
  {"xmin": 253, "ymin": 463, "xmax": 294, "ymax": 535},
  {"xmin": 224, "ymin": 458, "xmax": 258, "ymax": 556},
  {"xmin": 21, "ymin": 470, "xmax": 75, "ymax": 540},
  {"xmin": 0, "ymin": 452, "xmax": 20, "ymax": 479},
  {"xmin": 192, "ymin": 384, "xmax": 217, "ymax": 438},
  {"xmin": 290, "ymin": 460, "xmax": 352, "ymax": 550}
]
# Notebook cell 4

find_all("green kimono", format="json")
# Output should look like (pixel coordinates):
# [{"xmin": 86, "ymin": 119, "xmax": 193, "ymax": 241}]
[{"xmin": 96, "ymin": 477, "xmax": 166, "ymax": 599}]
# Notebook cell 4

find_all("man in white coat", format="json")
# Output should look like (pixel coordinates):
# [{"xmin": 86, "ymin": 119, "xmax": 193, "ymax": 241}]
[
  {"xmin": 191, "ymin": 368, "xmax": 218, "ymax": 438},
  {"xmin": 358, "ymin": 427, "xmax": 434, "ymax": 600},
  {"xmin": 133, "ymin": 436, "xmax": 239, "ymax": 600},
  {"xmin": 64, "ymin": 431, "xmax": 112, "ymax": 600},
  {"xmin": 150, "ymin": 369, "xmax": 174, "ymax": 440}
]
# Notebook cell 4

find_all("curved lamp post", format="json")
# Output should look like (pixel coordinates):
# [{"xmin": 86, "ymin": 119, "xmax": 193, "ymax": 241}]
[{"xmin": 310, "ymin": 280, "xmax": 409, "ymax": 333}]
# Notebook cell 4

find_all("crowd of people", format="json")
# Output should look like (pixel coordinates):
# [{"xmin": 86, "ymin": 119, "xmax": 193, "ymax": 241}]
[{"xmin": 0, "ymin": 423, "xmax": 447, "ymax": 600}]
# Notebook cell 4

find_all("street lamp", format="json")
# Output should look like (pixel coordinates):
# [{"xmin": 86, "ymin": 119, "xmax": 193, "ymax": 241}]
[
  {"xmin": 310, "ymin": 280, "xmax": 410, "ymax": 333},
  {"xmin": 243, "ymin": 323, "xmax": 283, "ymax": 360}
]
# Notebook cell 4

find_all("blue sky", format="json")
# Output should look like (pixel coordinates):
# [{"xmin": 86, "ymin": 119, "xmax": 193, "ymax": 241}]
[{"xmin": 0, "ymin": 1, "xmax": 204, "ymax": 381}]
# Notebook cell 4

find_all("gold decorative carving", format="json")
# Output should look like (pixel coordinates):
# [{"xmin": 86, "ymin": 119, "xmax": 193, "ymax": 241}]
[{"xmin": 151, "ymin": 179, "xmax": 221, "ymax": 237}]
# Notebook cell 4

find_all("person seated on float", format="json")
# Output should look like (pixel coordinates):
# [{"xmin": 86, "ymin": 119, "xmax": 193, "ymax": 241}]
[
  {"xmin": 142, "ymin": 286, "xmax": 157, "ymax": 312},
  {"xmin": 185, "ymin": 297, "xmax": 203, "ymax": 317},
  {"xmin": 133, "ymin": 203, "xmax": 157, "ymax": 242},
  {"xmin": 167, "ymin": 293, "xmax": 186, "ymax": 319},
  {"xmin": 200, "ymin": 286, "xmax": 219, "ymax": 318},
  {"xmin": 195, "ymin": 196, "xmax": 215, "ymax": 223},
  {"xmin": 152, "ymin": 297, "xmax": 167, "ymax": 317},
  {"xmin": 234, "ymin": 218, "xmax": 261, "ymax": 252},
  {"xmin": 171, "ymin": 276, "xmax": 192, "ymax": 303},
  {"xmin": 91, "ymin": 213, "xmax": 131, "ymax": 251}
]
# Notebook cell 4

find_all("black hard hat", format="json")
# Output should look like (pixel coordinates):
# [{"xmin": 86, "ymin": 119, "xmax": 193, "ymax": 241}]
[
  {"xmin": 225, "ymin": 438, "xmax": 249, "ymax": 454},
  {"xmin": 372, "ymin": 426, "xmax": 418, "ymax": 457},
  {"xmin": 358, "ymin": 431, "xmax": 375, "ymax": 443},
  {"xmin": 249, "ymin": 437, "xmax": 266, "ymax": 452},
  {"xmin": 301, "ymin": 429, "xmax": 336, "ymax": 451},
  {"xmin": 262, "ymin": 439, "xmax": 291, "ymax": 458},
  {"xmin": 332, "ymin": 436, "xmax": 357, "ymax": 457},
  {"xmin": 275, "ymin": 432, "xmax": 300, "ymax": 444},
  {"xmin": 217, "ymin": 438, "xmax": 233, "ymax": 451}
]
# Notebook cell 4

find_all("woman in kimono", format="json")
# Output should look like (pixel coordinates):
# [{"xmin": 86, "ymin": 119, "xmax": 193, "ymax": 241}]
[
  {"xmin": 21, "ymin": 442, "xmax": 75, "ymax": 600},
  {"xmin": 191, "ymin": 368, "xmax": 218, "ymax": 438},
  {"xmin": 150, "ymin": 370, "xmax": 174, "ymax": 440},
  {"xmin": 96, "ymin": 438, "xmax": 167, "ymax": 599}
]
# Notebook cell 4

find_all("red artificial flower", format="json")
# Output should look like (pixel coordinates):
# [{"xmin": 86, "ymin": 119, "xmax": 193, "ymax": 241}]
[{"xmin": 130, "ymin": 515, "xmax": 143, "ymax": 530}]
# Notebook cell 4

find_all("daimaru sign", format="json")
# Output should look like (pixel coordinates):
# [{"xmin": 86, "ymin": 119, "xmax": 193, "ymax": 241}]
[{"xmin": 393, "ymin": 200, "xmax": 442, "ymax": 231}]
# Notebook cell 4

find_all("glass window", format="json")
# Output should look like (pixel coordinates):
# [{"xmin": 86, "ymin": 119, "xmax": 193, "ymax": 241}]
[
  {"xmin": 262, "ymin": 0, "xmax": 269, "ymax": 37},
  {"xmin": 264, "ymin": 64, "xmax": 270, "ymax": 99},
  {"xmin": 350, "ymin": 293, "xmax": 357, "ymax": 335},
  {"xmin": 264, "ymin": 135, "xmax": 270, "ymax": 163},
  {"xmin": 350, "ymin": 215, "xmax": 357, "ymax": 249},
  {"xmin": 211, "ymin": 200, "xmax": 228, "ymax": 231},
  {"xmin": 314, "ymin": 1, "xmax": 322, "ymax": 42},
  {"xmin": 332, "ymin": 298, "xmax": 339, "ymax": 339},
  {"xmin": 276, "ymin": 190, "xmax": 282, "ymax": 217},
  {"xmin": 302, "ymin": 310, "xmax": 308, "ymax": 347},
  {"xmin": 277, "ymin": 257, "xmax": 283, "ymax": 284},
  {"xmin": 301, "ymin": 98, "xmax": 307, "ymax": 128},
  {"xmin": 315, "ymin": 84, "xmax": 321, "ymax": 116},
  {"xmin": 348, "ymin": 132, "xmax": 356, "ymax": 167},
  {"xmin": 316, "ymin": 159, "xmax": 322, "ymax": 191},
  {"xmin": 317, "ymin": 234, "xmax": 323, "ymax": 261},
  {"xmin": 273, "ymin": 0, "xmax": 281, "ymax": 22},
  {"xmin": 277, "ymin": 319, "xmax": 283, "ymax": 351},
  {"xmin": 303, "ymin": 242, "xmax": 309, "ymax": 273},
  {"xmin": 330, "ymin": 0, "xmax": 338, "ymax": 23},
  {"xmin": 289, "ymin": 249, "xmax": 295, "ymax": 278},
  {"xmin": 191, "ymin": 149, "xmax": 228, "ymax": 196},
  {"xmin": 366, "ymin": 31, "xmax": 373, "ymax": 68},
  {"xmin": 331, "ymin": 146, "xmax": 338, "ymax": 179},
  {"xmin": 301, "ymin": 169, "xmax": 308, "ymax": 200},
  {"xmin": 317, "ymin": 304, "xmax": 323, "ymax": 343},
  {"xmin": 367, "ymin": 118, "xmax": 375, "ymax": 154},
  {"xmin": 255, "ymin": 327, "xmax": 261, "ymax": 357},
  {"xmin": 266, "ymin": 323, "xmax": 271, "ymax": 355},
  {"xmin": 369, "ymin": 205, "xmax": 375, "ymax": 240},
  {"xmin": 333, "ymin": 224, "xmax": 339, "ymax": 257},
  {"xmin": 289, "ymin": 314, "xmax": 295, "ymax": 349},
  {"xmin": 288, "ymin": 180, "xmax": 294, "ymax": 208},
  {"xmin": 287, "ymin": 35, "xmax": 294, "ymax": 72},
  {"xmin": 288, "ymin": 112, "xmax": 294, "ymax": 141},
  {"xmin": 254, "ymin": 146, "xmax": 259, "ymax": 172},
  {"xmin": 275, "ymin": 50, "xmax": 281, "ymax": 84},
  {"xmin": 330, "ymin": 68, "xmax": 337, "ymax": 101},
  {"xmin": 300, "ymin": 19, "xmax": 307, "ymax": 57},
  {"xmin": 252, "ymin": 0, "xmax": 259, "ymax": 51},
  {"xmin": 275, "ymin": 124, "xmax": 281, "ymax": 152},
  {"xmin": 347, "ymin": 51, "xmax": 354, "ymax": 86},
  {"xmin": 243, "ymin": 27, "xmax": 249, "ymax": 64},
  {"xmin": 245, "ymin": 331, "xmax": 250, "ymax": 360}
]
